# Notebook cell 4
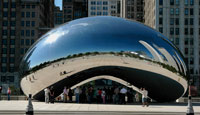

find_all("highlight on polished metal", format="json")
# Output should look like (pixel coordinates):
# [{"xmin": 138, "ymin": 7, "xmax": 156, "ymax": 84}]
[{"xmin": 20, "ymin": 16, "xmax": 188, "ymax": 102}]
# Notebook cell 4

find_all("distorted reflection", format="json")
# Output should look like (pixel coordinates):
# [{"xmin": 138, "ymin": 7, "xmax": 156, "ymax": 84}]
[
  {"xmin": 44, "ymin": 30, "xmax": 69, "ymax": 44},
  {"xmin": 71, "ymin": 23, "xmax": 89, "ymax": 27},
  {"xmin": 20, "ymin": 16, "xmax": 188, "ymax": 102}
]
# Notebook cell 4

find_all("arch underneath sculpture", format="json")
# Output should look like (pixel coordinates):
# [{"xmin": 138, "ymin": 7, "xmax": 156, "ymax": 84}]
[
  {"xmin": 32, "ymin": 66, "xmax": 185, "ymax": 102},
  {"xmin": 70, "ymin": 75, "xmax": 143, "ymax": 95}
]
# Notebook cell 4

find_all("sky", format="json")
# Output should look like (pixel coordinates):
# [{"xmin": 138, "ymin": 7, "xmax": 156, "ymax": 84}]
[{"xmin": 55, "ymin": 0, "xmax": 62, "ymax": 10}]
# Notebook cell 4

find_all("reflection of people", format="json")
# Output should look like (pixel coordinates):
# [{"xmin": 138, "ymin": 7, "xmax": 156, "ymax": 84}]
[
  {"xmin": 7, "ymin": 87, "xmax": 11, "ymax": 101},
  {"xmin": 44, "ymin": 87, "xmax": 50, "ymax": 103},
  {"xmin": 141, "ymin": 88, "xmax": 148, "ymax": 107},
  {"xmin": 29, "ymin": 77, "xmax": 31, "ymax": 81},
  {"xmin": 0, "ymin": 86, "xmax": 2, "ymax": 100},
  {"xmin": 50, "ymin": 86, "xmax": 55, "ymax": 104},
  {"xmin": 32, "ymin": 75, "xmax": 35, "ymax": 80}
]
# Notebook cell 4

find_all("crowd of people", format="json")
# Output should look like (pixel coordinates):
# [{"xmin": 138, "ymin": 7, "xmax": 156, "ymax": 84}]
[
  {"xmin": 44, "ymin": 85, "xmax": 149, "ymax": 106},
  {"xmin": 1, "ymin": 84, "xmax": 149, "ymax": 107}
]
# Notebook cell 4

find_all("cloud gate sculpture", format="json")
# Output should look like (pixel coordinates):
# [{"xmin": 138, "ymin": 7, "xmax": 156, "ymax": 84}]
[{"xmin": 20, "ymin": 16, "xmax": 188, "ymax": 102}]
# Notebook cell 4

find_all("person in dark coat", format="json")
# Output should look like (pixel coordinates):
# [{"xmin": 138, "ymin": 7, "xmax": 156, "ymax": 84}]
[
  {"xmin": 50, "ymin": 86, "xmax": 55, "ymax": 103},
  {"xmin": 68, "ymin": 88, "xmax": 73, "ymax": 102}
]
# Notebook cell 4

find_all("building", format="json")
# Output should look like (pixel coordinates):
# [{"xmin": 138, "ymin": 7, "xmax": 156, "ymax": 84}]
[
  {"xmin": 88, "ymin": 0, "xmax": 121, "ymax": 17},
  {"xmin": 121, "ymin": 0, "xmax": 144, "ymax": 22},
  {"xmin": 88, "ymin": 0, "xmax": 144, "ymax": 22},
  {"xmin": 20, "ymin": 16, "xmax": 187, "ymax": 102},
  {"xmin": 20, "ymin": 0, "xmax": 54, "ymax": 57},
  {"xmin": 0, "ymin": 0, "xmax": 54, "ymax": 93},
  {"xmin": 54, "ymin": 6, "xmax": 63, "ymax": 27},
  {"xmin": 63, "ymin": 0, "xmax": 88, "ymax": 23},
  {"xmin": 0, "ymin": 0, "xmax": 21, "ymax": 92},
  {"xmin": 63, "ymin": 0, "xmax": 73, "ymax": 22},
  {"xmin": 43, "ymin": 0, "xmax": 54, "ymax": 28},
  {"xmin": 144, "ymin": 0, "xmax": 199, "ymax": 94},
  {"xmin": 73, "ymin": 0, "xmax": 88, "ymax": 20}
]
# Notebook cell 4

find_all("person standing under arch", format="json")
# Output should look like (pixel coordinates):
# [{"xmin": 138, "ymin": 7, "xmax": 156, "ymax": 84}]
[
  {"xmin": 50, "ymin": 86, "xmax": 55, "ymax": 104},
  {"xmin": 44, "ymin": 87, "xmax": 50, "ymax": 103},
  {"xmin": 63, "ymin": 86, "xmax": 68, "ymax": 102},
  {"xmin": 141, "ymin": 88, "xmax": 149, "ymax": 107},
  {"xmin": 74, "ymin": 86, "xmax": 80, "ymax": 103},
  {"xmin": 120, "ymin": 86, "xmax": 127, "ymax": 104}
]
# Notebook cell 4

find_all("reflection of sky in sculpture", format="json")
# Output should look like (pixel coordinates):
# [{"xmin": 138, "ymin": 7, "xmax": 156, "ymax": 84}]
[{"xmin": 21, "ymin": 16, "xmax": 186, "ymax": 75}]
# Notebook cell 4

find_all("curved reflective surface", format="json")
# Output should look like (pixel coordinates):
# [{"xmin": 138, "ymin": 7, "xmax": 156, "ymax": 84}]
[{"xmin": 20, "ymin": 16, "xmax": 188, "ymax": 102}]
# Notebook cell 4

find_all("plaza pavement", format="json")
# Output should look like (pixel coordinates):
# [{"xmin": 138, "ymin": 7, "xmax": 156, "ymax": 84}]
[{"xmin": 0, "ymin": 101, "xmax": 200, "ymax": 115}]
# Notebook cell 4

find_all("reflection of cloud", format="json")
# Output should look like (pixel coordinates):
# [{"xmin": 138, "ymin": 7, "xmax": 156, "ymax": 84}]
[
  {"xmin": 139, "ymin": 55, "xmax": 145, "ymax": 58},
  {"xmin": 71, "ymin": 23, "xmax": 89, "ymax": 27},
  {"xmin": 44, "ymin": 30, "xmax": 68, "ymax": 44},
  {"xmin": 130, "ymin": 52, "xmax": 138, "ymax": 55}
]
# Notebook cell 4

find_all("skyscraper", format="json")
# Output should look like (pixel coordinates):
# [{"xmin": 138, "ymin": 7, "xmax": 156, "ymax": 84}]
[
  {"xmin": 54, "ymin": 6, "xmax": 63, "ymax": 27},
  {"xmin": 0, "ymin": 0, "xmax": 21, "ymax": 90},
  {"xmin": 63, "ymin": 0, "xmax": 88, "ymax": 23},
  {"xmin": 0, "ymin": 0, "xmax": 54, "ymax": 92},
  {"xmin": 88, "ymin": 0, "xmax": 144, "ymax": 22},
  {"xmin": 88, "ymin": 0, "xmax": 121, "ymax": 17},
  {"xmin": 121, "ymin": 0, "xmax": 144, "ymax": 22},
  {"xmin": 63, "ymin": 0, "xmax": 74, "ymax": 22},
  {"xmin": 144, "ymin": 0, "xmax": 199, "ymax": 94}
]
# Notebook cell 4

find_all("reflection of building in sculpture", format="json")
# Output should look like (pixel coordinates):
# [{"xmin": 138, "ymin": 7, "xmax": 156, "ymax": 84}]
[
  {"xmin": 139, "ymin": 40, "xmax": 188, "ymax": 75},
  {"xmin": 144, "ymin": 0, "xmax": 199, "ymax": 94},
  {"xmin": 139, "ymin": 40, "xmax": 163, "ymax": 63},
  {"xmin": 20, "ymin": 16, "xmax": 188, "ymax": 102},
  {"xmin": 153, "ymin": 45, "xmax": 179, "ymax": 72}
]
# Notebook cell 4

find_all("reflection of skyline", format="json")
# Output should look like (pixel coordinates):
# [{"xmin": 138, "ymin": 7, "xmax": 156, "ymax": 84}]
[
  {"xmin": 22, "ymin": 38, "xmax": 187, "ymax": 78},
  {"xmin": 174, "ymin": 51, "xmax": 187, "ymax": 75},
  {"xmin": 21, "ymin": 51, "xmax": 188, "ymax": 102},
  {"xmin": 139, "ymin": 40, "xmax": 188, "ymax": 75},
  {"xmin": 19, "ymin": 47, "xmax": 36, "ymax": 78},
  {"xmin": 21, "ymin": 51, "xmax": 186, "ymax": 79},
  {"xmin": 139, "ymin": 40, "xmax": 163, "ymax": 63},
  {"xmin": 22, "ymin": 17, "xmax": 160, "ymax": 68},
  {"xmin": 153, "ymin": 44, "xmax": 179, "ymax": 71},
  {"xmin": 24, "ymin": 39, "xmax": 154, "ymax": 68},
  {"xmin": 153, "ymin": 44, "xmax": 187, "ymax": 75},
  {"xmin": 20, "ymin": 16, "xmax": 187, "ymax": 81}
]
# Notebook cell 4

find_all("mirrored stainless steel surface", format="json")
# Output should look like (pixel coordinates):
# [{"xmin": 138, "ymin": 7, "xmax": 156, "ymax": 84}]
[{"xmin": 20, "ymin": 16, "xmax": 188, "ymax": 102}]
